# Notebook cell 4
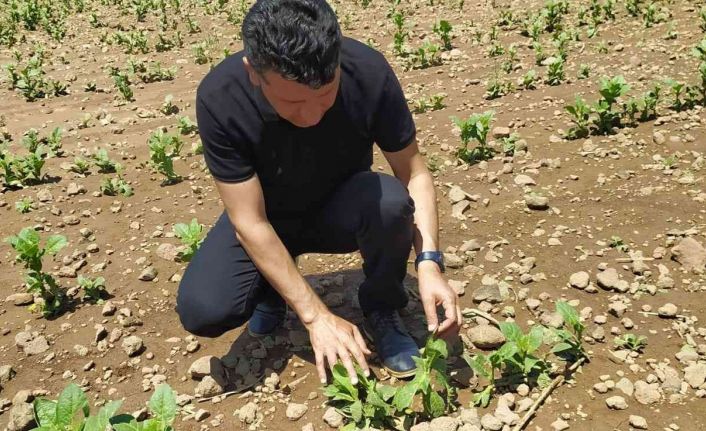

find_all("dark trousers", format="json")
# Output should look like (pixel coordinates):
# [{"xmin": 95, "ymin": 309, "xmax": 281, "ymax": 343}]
[{"xmin": 176, "ymin": 172, "xmax": 415, "ymax": 338}]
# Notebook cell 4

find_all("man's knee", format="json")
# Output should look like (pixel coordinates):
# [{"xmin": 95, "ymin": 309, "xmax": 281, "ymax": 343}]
[
  {"xmin": 176, "ymin": 277, "xmax": 248, "ymax": 338},
  {"xmin": 365, "ymin": 173, "xmax": 415, "ymax": 227}
]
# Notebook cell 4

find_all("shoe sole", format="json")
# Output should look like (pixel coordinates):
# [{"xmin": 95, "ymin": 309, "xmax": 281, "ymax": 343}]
[{"xmin": 361, "ymin": 325, "xmax": 417, "ymax": 379}]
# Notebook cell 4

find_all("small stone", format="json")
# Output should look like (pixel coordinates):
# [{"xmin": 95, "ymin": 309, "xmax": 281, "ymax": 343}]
[
  {"xmin": 569, "ymin": 271, "xmax": 590, "ymax": 289},
  {"xmin": 525, "ymin": 194, "xmax": 549, "ymax": 210},
  {"xmin": 657, "ymin": 303, "xmax": 678, "ymax": 318},
  {"xmin": 634, "ymin": 381, "xmax": 661, "ymax": 405},
  {"xmin": 429, "ymin": 416, "xmax": 460, "ymax": 431},
  {"xmin": 684, "ymin": 363, "xmax": 706, "ymax": 388},
  {"xmin": 189, "ymin": 356, "xmax": 226, "ymax": 381},
  {"xmin": 121, "ymin": 336, "xmax": 143, "ymax": 356},
  {"xmin": 629, "ymin": 415, "xmax": 648, "ymax": 430},
  {"xmin": 8, "ymin": 402, "xmax": 35, "ymax": 431},
  {"xmin": 156, "ymin": 243, "xmax": 180, "ymax": 261},
  {"xmin": 492, "ymin": 126, "xmax": 511, "ymax": 139},
  {"xmin": 410, "ymin": 423, "xmax": 430, "ymax": 431},
  {"xmin": 193, "ymin": 409, "xmax": 209, "ymax": 422},
  {"xmin": 605, "ymin": 396, "xmax": 628, "ymax": 410},
  {"xmin": 102, "ymin": 301, "xmax": 117, "ymax": 316},
  {"xmin": 301, "ymin": 424, "xmax": 315, "ymax": 431},
  {"xmin": 459, "ymin": 408, "xmax": 481, "ymax": 426},
  {"xmin": 286, "ymin": 403, "xmax": 308, "ymax": 421},
  {"xmin": 615, "ymin": 378, "xmax": 634, "ymax": 396},
  {"xmin": 480, "ymin": 413, "xmax": 503, "ymax": 431},
  {"xmin": 15, "ymin": 332, "xmax": 49, "ymax": 356},
  {"xmin": 195, "ymin": 376, "xmax": 223, "ymax": 398},
  {"xmin": 468, "ymin": 325, "xmax": 505, "ymax": 350},
  {"xmin": 6, "ymin": 293, "xmax": 34, "ymax": 306},
  {"xmin": 322, "ymin": 407, "xmax": 344, "ymax": 428},
  {"xmin": 551, "ymin": 418, "xmax": 570, "ymax": 431},
  {"xmin": 138, "ymin": 266, "xmax": 158, "ymax": 281},
  {"xmin": 237, "ymin": 402, "xmax": 258, "ymax": 424},
  {"xmin": 514, "ymin": 174, "xmax": 536, "ymax": 186},
  {"xmin": 472, "ymin": 285, "xmax": 503, "ymax": 304},
  {"xmin": 670, "ymin": 237, "xmax": 706, "ymax": 273},
  {"xmin": 653, "ymin": 131, "xmax": 666, "ymax": 144},
  {"xmin": 0, "ymin": 365, "xmax": 16, "ymax": 384}
]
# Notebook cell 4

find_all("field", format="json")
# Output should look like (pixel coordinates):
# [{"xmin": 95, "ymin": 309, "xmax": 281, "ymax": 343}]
[{"xmin": 1, "ymin": 0, "xmax": 706, "ymax": 430}]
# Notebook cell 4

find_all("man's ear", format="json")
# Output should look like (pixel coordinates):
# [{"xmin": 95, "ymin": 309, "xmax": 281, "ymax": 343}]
[{"xmin": 242, "ymin": 57, "xmax": 261, "ymax": 87}]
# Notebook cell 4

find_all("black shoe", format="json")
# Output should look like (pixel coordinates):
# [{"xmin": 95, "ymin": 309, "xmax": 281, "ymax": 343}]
[
  {"xmin": 247, "ymin": 302, "xmax": 287, "ymax": 338},
  {"xmin": 363, "ymin": 309, "xmax": 419, "ymax": 378}
]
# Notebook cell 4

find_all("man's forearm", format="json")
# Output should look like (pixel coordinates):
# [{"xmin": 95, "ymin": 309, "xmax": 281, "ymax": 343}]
[
  {"xmin": 234, "ymin": 220, "xmax": 326, "ymax": 324},
  {"xmin": 407, "ymin": 169, "xmax": 439, "ymax": 256}
]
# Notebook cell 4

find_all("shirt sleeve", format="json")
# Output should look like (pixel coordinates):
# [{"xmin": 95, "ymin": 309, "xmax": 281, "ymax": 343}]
[
  {"xmin": 196, "ymin": 95, "xmax": 256, "ymax": 183},
  {"xmin": 371, "ymin": 66, "xmax": 417, "ymax": 152}
]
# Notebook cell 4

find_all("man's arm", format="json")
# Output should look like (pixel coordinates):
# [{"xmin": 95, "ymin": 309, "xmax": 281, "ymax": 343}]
[
  {"xmin": 383, "ymin": 139, "xmax": 462, "ymax": 337},
  {"xmin": 214, "ymin": 175, "xmax": 371, "ymax": 383}
]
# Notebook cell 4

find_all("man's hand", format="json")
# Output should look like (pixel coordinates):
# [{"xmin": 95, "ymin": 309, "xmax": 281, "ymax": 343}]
[
  {"xmin": 417, "ymin": 260, "xmax": 462, "ymax": 338},
  {"xmin": 304, "ymin": 308, "xmax": 372, "ymax": 385}
]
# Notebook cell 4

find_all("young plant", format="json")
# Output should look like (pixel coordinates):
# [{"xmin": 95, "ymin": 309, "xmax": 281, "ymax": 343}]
[
  {"xmin": 109, "ymin": 68, "xmax": 133, "ymax": 102},
  {"xmin": 4, "ymin": 227, "xmax": 67, "ymax": 317},
  {"xmin": 520, "ymin": 70, "xmax": 538, "ymax": 90},
  {"xmin": 172, "ymin": 218, "xmax": 205, "ymax": 262},
  {"xmin": 69, "ymin": 157, "xmax": 91, "ymax": 175},
  {"xmin": 78, "ymin": 275, "xmax": 107, "ymax": 302},
  {"xmin": 409, "ymin": 42, "xmax": 442, "ymax": 69},
  {"xmin": 545, "ymin": 57, "xmax": 565, "ymax": 85},
  {"xmin": 577, "ymin": 64, "xmax": 591, "ymax": 79},
  {"xmin": 393, "ymin": 336, "xmax": 454, "ymax": 419},
  {"xmin": 565, "ymin": 96, "xmax": 591, "ymax": 139},
  {"xmin": 392, "ymin": 11, "xmax": 408, "ymax": 56},
  {"xmin": 664, "ymin": 78, "xmax": 685, "ymax": 111},
  {"xmin": 609, "ymin": 235, "xmax": 629, "ymax": 252},
  {"xmin": 15, "ymin": 196, "xmax": 34, "ymax": 213},
  {"xmin": 499, "ymin": 322, "xmax": 549, "ymax": 379},
  {"xmin": 433, "ymin": 20, "xmax": 453, "ymax": 51},
  {"xmin": 625, "ymin": 0, "xmax": 640, "ymax": 17},
  {"xmin": 593, "ymin": 76, "xmax": 630, "ymax": 134},
  {"xmin": 412, "ymin": 94, "xmax": 446, "ymax": 114},
  {"xmin": 324, "ymin": 364, "xmax": 399, "ymax": 431},
  {"xmin": 452, "ymin": 110, "xmax": 495, "ymax": 164},
  {"xmin": 91, "ymin": 148, "xmax": 118, "ymax": 173},
  {"xmin": 701, "ymin": 7, "xmax": 706, "ymax": 32},
  {"xmin": 614, "ymin": 333, "xmax": 647, "ymax": 352},
  {"xmin": 485, "ymin": 79, "xmax": 512, "ymax": 99},
  {"xmin": 148, "ymin": 130, "xmax": 181, "ymax": 184},
  {"xmin": 177, "ymin": 116, "xmax": 199, "ymax": 135},
  {"xmin": 464, "ymin": 342, "xmax": 517, "ymax": 408},
  {"xmin": 100, "ymin": 175, "xmax": 133, "ymax": 197},
  {"xmin": 160, "ymin": 94, "xmax": 179, "ymax": 115},
  {"xmin": 550, "ymin": 301, "xmax": 587, "ymax": 362}
]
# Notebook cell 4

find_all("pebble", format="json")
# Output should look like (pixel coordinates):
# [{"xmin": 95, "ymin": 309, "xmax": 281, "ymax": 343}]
[
  {"xmin": 551, "ymin": 418, "xmax": 570, "ymax": 431},
  {"xmin": 285, "ymin": 403, "xmax": 308, "ymax": 421},
  {"xmin": 657, "ymin": 303, "xmax": 678, "ymax": 318},
  {"xmin": 480, "ymin": 413, "xmax": 503, "ymax": 431},
  {"xmin": 569, "ymin": 271, "xmax": 590, "ymax": 289},
  {"xmin": 525, "ymin": 194, "xmax": 549, "ymax": 210},
  {"xmin": 138, "ymin": 266, "xmax": 158, "ymax": 281},
  {"xmin": 468, "ymin": 325, "xmax": 505, "ymax": 350},
  {"xmin": 605, "ymin": 396, "xmax": 628, "ymax": 410},
  {"xmin": 121, "ymin": 336, "xmax": 143, "ymax": 357},
  {"xmin": 630, "ymin": 415, "xmax": 648, "ymax": 429},
  {"xmin": 322, "ymin": 407, "xmax": 344, "ymax": 428}
]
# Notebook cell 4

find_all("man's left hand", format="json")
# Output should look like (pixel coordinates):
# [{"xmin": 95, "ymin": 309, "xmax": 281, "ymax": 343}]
[{"xmin": 417, "ymin": 260, "xmax": 462, "ymax": 338}]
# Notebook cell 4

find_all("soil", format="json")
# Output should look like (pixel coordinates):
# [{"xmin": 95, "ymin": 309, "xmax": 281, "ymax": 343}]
[{"xmin": 1, "ymin": 0, "xmax": 706, "ymax": 430}]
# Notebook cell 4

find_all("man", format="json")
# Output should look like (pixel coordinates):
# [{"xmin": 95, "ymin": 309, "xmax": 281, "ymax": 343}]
[{"xmin": 176, "ymin": 0, "xmax": 461, "ymax": 384}]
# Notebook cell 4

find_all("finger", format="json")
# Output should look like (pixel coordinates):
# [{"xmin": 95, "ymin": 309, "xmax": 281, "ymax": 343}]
[
  {"xmin": 457, "ymin": 305, "xmax": 463, "ymax": 330},
  {"xmin": 437, "ymin": 297, "xmax": 458, "ymax": 334},
  {"xmin": 352, "ymin": 326, "xmax": 372, "ymax": 356},
  {"xmin": 315, "ymin": 349, "xmax": 327, "ymax": 384},
  {"xmin": 422, "ymin": 296, "xmax": 439, "ymax": 332},
  {"xmin": 344, "ymin": 332, "xmax": 370, "ymax": 377},
  {"xmin": 325, "ymin": 350, "xmax": 338, "ymax": 373},
  {"xmin": 337, "ymin": 347, "xmax": 358, "ymax": 385}
]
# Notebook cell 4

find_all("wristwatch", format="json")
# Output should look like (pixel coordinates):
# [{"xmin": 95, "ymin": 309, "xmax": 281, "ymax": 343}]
[{"xmin": 414, "ymin": 251, "xmax": 445, "ymax": 273}]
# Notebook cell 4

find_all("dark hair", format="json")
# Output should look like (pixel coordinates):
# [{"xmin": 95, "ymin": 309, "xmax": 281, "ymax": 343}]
[{"xmin": 242, "ymin": 0, "xmax": 342, "ymax": 89}]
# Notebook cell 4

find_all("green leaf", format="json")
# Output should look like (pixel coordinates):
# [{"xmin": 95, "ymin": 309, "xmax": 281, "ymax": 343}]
[
  {"xmin": 528, "ymin": 325, "xmax": 544, "ymax": 352},
  {"xmin": 149, "ymin": 384, "xmax": 176, "ymax": 425},
  {"xmin": 424, "ymin": 390, "xmax": 445, "ymax": 418},
  {"xmin": 425, "ymin": 337, "xmax": 448, "ymax": 359},
  {"xmin": 467, "ymin": 354, "xmax": 491, "ymax": 380},
  {"xmin": 551, "ymin": 342, "xmax": 573, "ymax": 353},
  {"xmin": 393, "ymin": 381, "xmax": 418, "ymax": 411},
  {"xmin": 556, "ymin": 301, "xmax": 578, "ymax": 328},
  {"xmin": 45, "ymin": 235, "xmax": 67, "ymax": 255},
  {"xmin": 499, "ymin": 322, "xmax": 522, "ymax": 342},
  {"xmin": 523, "ymin": 356, "xmax": 540, "ymax": 374},
  {"xmin": 55, "ymin": 383, "xmax": 88, "ymax": 427},
  {"xmin": 331, "ymin": 364, "xmax": 357, "ymax": 398},
  {"xmin": 33, "ymin": 398, "xmax": 57, "ymax": 426},
  {"xmin": 495, "ymin": 341, "xmax": 518, "ymax": 361},
  {"xmin": 350, "ymin": 400, "xmax": 363, "ymax": 423},
  {"xmin": 377, "ymin": 384, "xmax": 397, "ymax": 402}
]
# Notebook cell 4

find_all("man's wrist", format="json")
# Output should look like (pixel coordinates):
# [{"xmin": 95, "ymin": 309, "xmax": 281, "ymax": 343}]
[{"xmin": 297, "ymin": 293, "xmax": 328, "ymax": 325}]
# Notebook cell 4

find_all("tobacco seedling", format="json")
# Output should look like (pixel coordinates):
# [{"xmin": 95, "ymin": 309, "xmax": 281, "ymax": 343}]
[
  {"xmin": 625, "ymin": 0, "xmax": 640, "ymax": 17},
  {"xmin": 78, "ymin": 275, "xmax": 107, "ymax": 302},
  {"xmin": 15, "ymin": 196, "xmax": 34, "ymax": 213},
  {"xmin": 5, "ymin": 227, "xmax": 67, "ymax": 317},
  {"xmin": 465, "ymin": 342, "xmax": 517, "ymax": 408},
  {"xmin": 550, "ymin": 301, "xmax": 587, "ymax": 362},
  {"xmin": 545, "ymin": 57, "xmax": 565, "ymax": 86},
  {"xmin": 172, "ymin": 218, "xmax": 205, "ymax": 262},
  {"xmin": 609, "ymin": 235, "xmax": 629, "ymax": 252},
  {"xmin": 577, "ymin": 64, "xmax": 591, "ymax": 79},
  {"xmin": 433, "ymin": 20, "xmax": 453, "ymax": 51},
  {"xmin": 100, "ymin": 175, "xmax": 133, "ymax": 197},
  {"xmin": 593, "ymin": 76, "xmax": 630, "ymax": 134},
  {"xmin": 409, "ymin": 42, "xmax": 442, "ymax": 69},
  {"xmin": 91, "ymin": 148, "xmax": 118, "ymax": 173},
  {"xmin": 109, "ymin": 68, "xmax": 133, "ymax": 102},
  {"xmin": 393, "ymin": 336, "xmax": 454, "ymax": 419},
  {"xmin": 160, "ymin": 94, "xmax": 179, "ymax": 116},
  {"xmin": 520, "ymin": 70, "xmax": 538, "ymax": 90},
  {"xmin": 177, "ymin": 116, "xmax": 199, "ymax": 135},
  {"xmin": 69, "ymin": 157, "xmax": 91, "ymax": 175},
  {"xmin": 499, "ymin": 322, "xmax": 549, "ymax": 379},
  {"xmin": 565, "ymin": 96, "xmax": 591, "ymax": 139},
  {"xmin": 452, "ymin": 110, "xmax": 495, "ymax": 164},
  {"xmin": 663, "ymin": 78, "xmax": 685, "ymax": 111},
  {"xmin": 614, "ymin": 333, "xmax": 647, "ymax": 352},
  {"xmin": 700, "ymin": 7, "xmax": 706, "ymax": 32},
  {"xmin": 412, "ymin": 94, "xmax": 446, "ymax": 114},
  {"xmin": 392, "ymin": 11, "xmax": 408, "ymax": 56}
]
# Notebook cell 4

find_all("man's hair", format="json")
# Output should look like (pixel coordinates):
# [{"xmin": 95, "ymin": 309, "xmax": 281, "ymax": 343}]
[{"xmin": 242, "ymin": 0, "xmax": 342, "ymax": 89}]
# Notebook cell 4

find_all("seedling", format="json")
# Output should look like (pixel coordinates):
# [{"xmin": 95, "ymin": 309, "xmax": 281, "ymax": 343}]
[
  {"xmin": 393, "ymin": 336, "xmax": 454, "ymax": 419},
  {"xmin": 412, "ymin": 94, "xmax": 446, "ymax": 114},
  {"xmin": 545, "ymin": 57, "xmax": 565, "ymax": 86},
  {"xmin": 21, "ymin": 128, "xmax": 41, "ymax": 152},
  {"xmin": 499, "ymin": 322, "xmax": 549, "ymax": 378},
  {"xmin": 638, "ymin": 85, "xmax": 661, "ymax": 121},
  {"xmin": 100, "ymin": 175, "xmax": 133, "ymax": 197},
  {"xmin": 700, "ymin": 7, "xmax": 706, "ymax": 32},
  {"xmin": 452, "ymin": 110, "xmax": 495, "ymax": 164},
  {"xmin": 625, "ymin": 0, "xmax": 640, "ymax": 17},
  {"xmin": 609, "ymin": 235, "xmax": 629, "ymax": 252},
  {"xmin": 177, "ymin": 116, "xmax": 199, "ymax": 135},
  {"xmin": 78, "ymin": 275, "xmax": 107, "ymax": 302},
  {"xmin": 0, "ymin": 145, "xmax": 47, "ymax": 187},
  {"xmin": 550, "ymin": 301, "xmax": 588, "ymax": 362},
  {"xmin": 109, "ymin": 68, "xmax": 133, "ymax": 102},
  {"xmin": 193, "ymin": 42, "xmax": 212, "ymax": 65},
  {"xmin": 160, "ymin": 94, "xmax": 179, "ymax": 115},
  {"xmin": 148, "ymin": 129, "xmax": 181, "ymax": 184},
  {"xmin": 4, "ymin": 227, "xmax": 67, "ymax": 317},
  {"xmin": 69, "ymin": 157, "xmax": 91, "ymax": 175},
  {"xmin": 409, "ymin": 42, "xmax": 442, "ymax": 69},
  {"xmin": 593, "ymin": 76, "xmax": 630, "ymax": 134},
  {"xmin": 578, "ymin": 64, "xmax": 591, "ymax": 80},
  {"xmin": 15, "ymin": 196, "xmax": 34, "ymax": 213},
  {"xmin": 501, "ymin": 133, "xmax": 521, "ymax": 156},
  {"xmin": 520, "ymin": 70, "xmax": 538, "ymax": 90},
  {"xmin": 172, "ymin": 218, "xmax": 205, "ymax": 262},
  {"xmin": 664, "ymin": 78, "xmax": 685, "ymax": 111},
  {"xmin": 113, "ymin": 30, "xmax": 149, "ymax": 54},
  {"xmin": 485, "ymin": 79, "xmax": 512, "ymax": 99},
  {"xmin": 614, "ymin": 333, "xmax": 647, "ymax": 352},
  {"xmin": 433, "ymin": 20, "xmax": 453, "ymax": 51},
  {"xmin": 91, "ymin": 148, "xmax": 118, "ymax": 173},
  {"xmin": 565, "ymin": 96, "xmax": 591, "ymax": 139},
  {"xmin": 532, "ymin": 41, "xmax": 546, "ymax": 65},
  {"xmin": 392, "ymin": 11, "xmax": 408, "ymax": 56}
]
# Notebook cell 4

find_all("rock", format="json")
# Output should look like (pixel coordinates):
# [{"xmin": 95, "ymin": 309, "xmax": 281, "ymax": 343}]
[
  {"xmin": 444, "ymin": 253, "xmax": 464, "ymax": 269},
  {"xmin": 286, "ymin": 403, "xmax": 308, "ymax": 421},
  {"xmin": 480, "ymin": 413, "xmax": 503, "ymax": 431},
  {"xmin": 189, "ymin": 356, "xmax": 226, "ymax": 382},
  {"xmin": 615, "ymin": 378, "xmax": 634, "ymax": 396},
  {"xmin": 492, "ymin": 126, "xmax": 511, "ymax": 139},
  {"xmin": 66, "ymin": 183, "xmax": 86, "ymax": 196},
  {"xmin": 15, "ymin": 332, "xmax": 49, "ymax": 355},
  {"xmin": 472, "ymin": 285, "xmax": 503, "ymax": 304},
  {"xmin": 653, "ymin": 131, "xmax": 666, "ymax": 144},
  {"xmin": 551, "ymin": 418, "xmax": 570, "ymax": 431},
  {"xmin": 660, "ymin": 366, "xmax": 682, "ymax": 393},
  {"xmin": 195, "ymin": 375, "xmax": 223, "ymax": 397},
  {"xmin": 657, "ymin": 303, "xmax": 678, "ymax": 318},
  {"xmin": 629, "ymin": 415, "xmax": 648, "ymax": 429},
  {"xmin": 671, "ymin": 237, "xmax": 706, "ymax": 273},
  {"xmin": 411, "ymin": 423, "xmax": 430, "ymax": 431},
  {"xmin": 429, "ymin": 416, "xmax": 460, "ymax": 431},
  {"xmin": 458, "ymin": 425, "xmax": 481, "ymax": 431},
  {"xmin": 494, "ymin": 401, "xmax": 519, "ymax": 425},
  {"xmin": 193, "ymin": 409, "xmax": 209, "ymax": 422},
  {"xmin": 121, "ymin": 336, "xmax": 143, "ymax": 356},
  {"xmin": 459, "ymin": 408, "xmax": 481, "ymax": 426},
  {"xmin": 514, "ymin": 174, "xmax": 536, "ymax": 186},
  {"xmin": 468, "ymin": 325, "xmax": 505, "ymax": 350},
  {"xmin": 8, "ymin": 402, "xmax": 35, "ymax": 431},
  {"xmin": 36, "ymin": 189, "xmax": 53, "ymax": 202},
  {"xmin": 6, "ymin": 293, "xmax": 34, "ymax": 306},
  {"xmin": 448, "ymin": 186, "xmax": 468, "ymax": 203},
  {"xmin": 605, "ymin": 396, "xmax": 628, "ymax": 410},
  {"xmin": 448, "ymin": 280, "xmax": 466, "ymax": 296},
  {"xmin": 0, "ymin": 365, "xmax": 16, "ymax": 384},
  {"xmin": 596, "ymin": 268, "xmax": 619, "ymax": 290},
  {"xmin": 322, "ymin": 407, "xmax": 344, "ymax": 428},
  {"xmin": 237, "ymin": 402, "xmax": 258, "ymax": 424},
  {"xmin": 525, "ymin": 194, "xmax": 549, "ymax": 210},
  {"xmin": 634, "ymin": 381, "xmax": 661, "ymax": 405},
  {"xmin": 102, "ymin": 301, "xmax": 117, "ymax": 316},
  {"xmin": 301, "ymin": 424, "xmax": 315, "ymax": 431},
  {"xmin": 156, "ymin": 243, "xmax": 180, "ymax": 261},
  {"xmin": 461, "ymin": 239, "xmax": 482, "ymax": 252},
  {"xmin": 569, "ymin": 271, "xmax": 590, "ymax": 289},
  {"xmin": 684, "ymin": 363, "xmax": 706, "ymax": 388},
  {"xmin": 138, "ymin": 266, "xmax": 158, "ymax": 281}
]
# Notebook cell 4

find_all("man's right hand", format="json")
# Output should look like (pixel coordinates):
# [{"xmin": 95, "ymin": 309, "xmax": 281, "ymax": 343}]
[{"xmin": 304, "ymin": 308, "xmax": 372, "ymax": 385}]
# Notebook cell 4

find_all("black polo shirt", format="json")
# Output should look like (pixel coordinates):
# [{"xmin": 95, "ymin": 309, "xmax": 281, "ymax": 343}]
[{"xmin": 195, "ymin": 37, "xmax": 416, "ymax": 221}]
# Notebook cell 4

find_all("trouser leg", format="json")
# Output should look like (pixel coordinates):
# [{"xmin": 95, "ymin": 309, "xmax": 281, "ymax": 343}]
[{"xmin": 299, "ymin": 171, "xmax": 415, "ymax": 313}]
